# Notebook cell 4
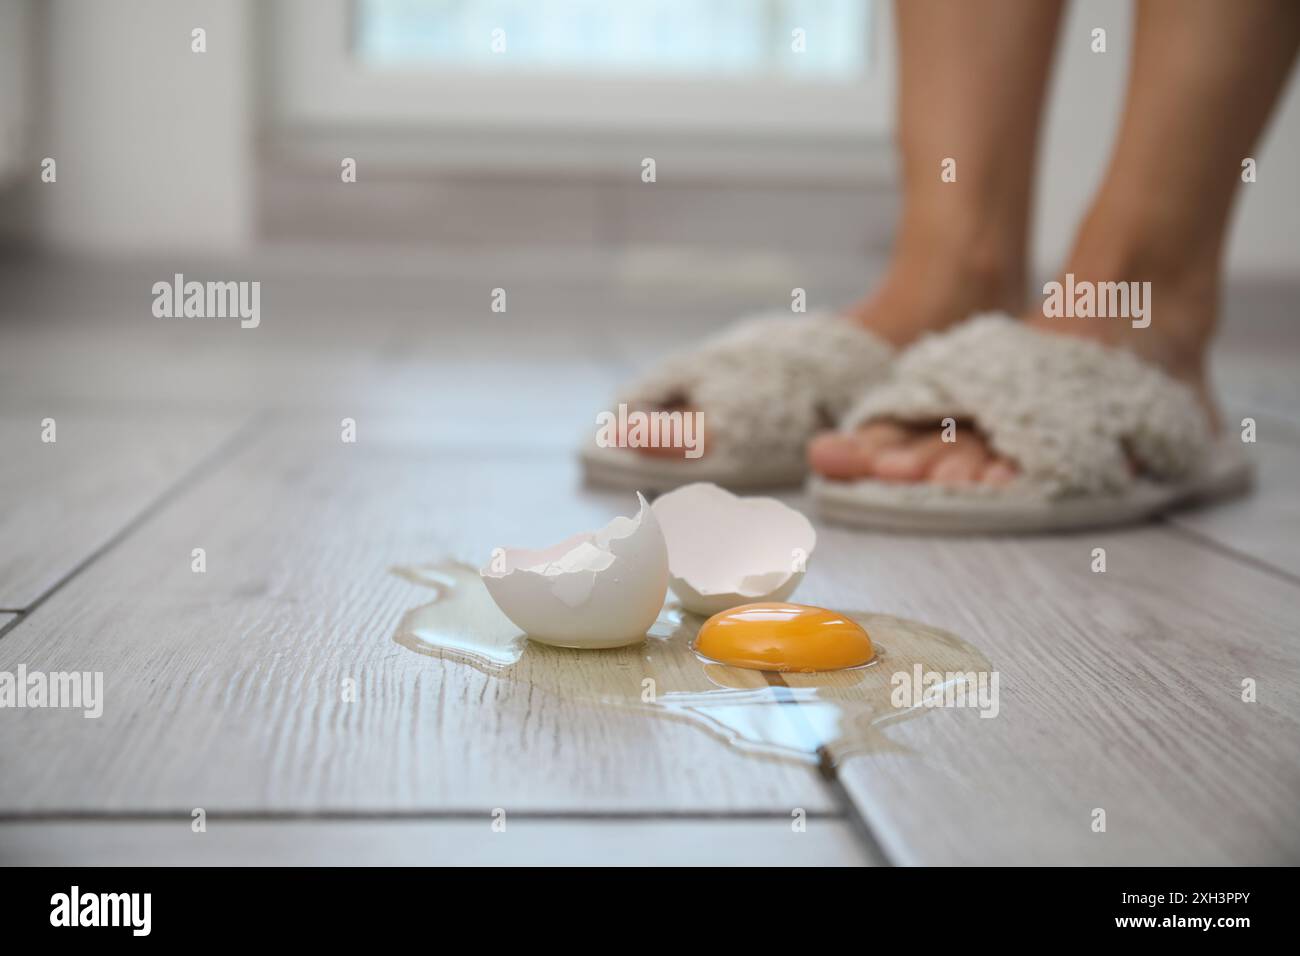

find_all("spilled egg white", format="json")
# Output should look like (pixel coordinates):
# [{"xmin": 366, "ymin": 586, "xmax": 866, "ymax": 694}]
[
  {"xmin": 480, "ymin": 492, "xmax": 669, "ymax": 648},
  {"xmin": 651, "ymin": 482, "xmax": 816, "ymax": 616}
]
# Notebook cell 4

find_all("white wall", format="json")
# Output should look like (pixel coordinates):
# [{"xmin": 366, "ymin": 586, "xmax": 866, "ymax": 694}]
[
  {"xmin": 0, "ymin": 0, "xmax": 34, "ymax": 186},
  {"xmin": 1034, "ymin": 0, "xmax": 1300, "ymax": 280},
  {"xmin": 37, "ymin": 0, "xmax": 253, "ymax": 255},
  {"xmin": 1229, "ymin": 42, "xmax": 1300, "ymax": 278},
  {"xmin": 11, "ymin": 0, "xmax": 1299, "ymax": 277}
]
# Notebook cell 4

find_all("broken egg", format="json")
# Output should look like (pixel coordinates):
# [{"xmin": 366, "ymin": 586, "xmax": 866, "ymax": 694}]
[
  {"xmin": 480, "ymin": 492, "xmax": 669, "ymax": 648},
  {"xmin": 651, "ymin": 483, "xmax": 816, "ymax": 615},
  {"xmin": 694, "ymin": 602, "xmax": 875, "ymax": 672}
]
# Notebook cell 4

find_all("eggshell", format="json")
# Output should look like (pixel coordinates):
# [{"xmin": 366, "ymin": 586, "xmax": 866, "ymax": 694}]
[
  {"xmin": 651, "ymin": 483, "xmax": 816, "ymax": 615},
  {"xmin": 480, "ymin": 493, "xmax": 669, "ymax": 648}
]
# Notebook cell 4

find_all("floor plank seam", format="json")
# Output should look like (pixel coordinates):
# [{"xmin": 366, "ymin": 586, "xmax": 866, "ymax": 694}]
[
  {"xmin": 814, "ymin": 747, "xmax": 897, "ymax": 867},
  {"xmin": 0, "ymin": 809, "xmax": 847, "ymax": 823},
  {"xmin": 1160, "ymin": 520, "xmax": 1300, "ymax": 590},
  {"xmin": 0, "ymin": 414, "xmax": 266, "ymax": 643},
  {"xmin": 766, "ymin": 673, "xmax": 896, "ymax": 866}
]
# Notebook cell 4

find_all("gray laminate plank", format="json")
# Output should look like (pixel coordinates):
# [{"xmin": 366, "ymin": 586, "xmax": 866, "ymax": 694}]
[
  {"xmin": 0, "ymin": 428, "xmax": 834, "ymax": 816},
  {"xmin": 0, "ymin": 818, "xmax": 872, "ymax": 866},
  {"xmin": 788, "ymin": 524, "xmax": 1300, "ymax": 865},
  {"xmin": 0, "ymin": 413, "xmax": 249, "ymax": 609}
]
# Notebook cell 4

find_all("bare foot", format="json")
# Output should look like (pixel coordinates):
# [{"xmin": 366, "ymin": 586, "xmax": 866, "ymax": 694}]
[
  {"xmin": 630, "ymin": 212, "xmax": 1025, "ymax": 461},
  {"xmin": 809, "ymin": 256, "xmax": 1220, "ymax": 484}
]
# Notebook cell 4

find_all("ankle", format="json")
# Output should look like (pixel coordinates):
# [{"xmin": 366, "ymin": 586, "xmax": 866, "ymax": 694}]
[
  {"xmin": 1069, "ymin": 187, "xmax": 1224, "ymax": 289},
  {"xmin": 1033, "ymin": 232, "xmax": 1220, "ymax": 385},
  {"xmin": 853, "ymin": 211, "xmax": 1026, "ymax": 347},
  {"xmin": 903, "ymin": 198, "xmax": 1028, "ymax": 304}
]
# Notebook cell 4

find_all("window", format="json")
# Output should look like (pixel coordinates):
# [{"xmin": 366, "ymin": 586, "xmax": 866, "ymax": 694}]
[
  {"xmin": 267, "ymin": 0, "xmax": 894, "ymax": 178},
  {"xmin": 354, "ymin": 0, "xmax": 872, "ymax": 80}
]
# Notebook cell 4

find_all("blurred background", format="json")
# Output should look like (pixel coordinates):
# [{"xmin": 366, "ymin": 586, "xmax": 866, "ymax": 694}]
[
  {"xmin": 1, "ymin": 0, "xmax": 1299, "ymax": 449},
  {"xmin": 2, "ymin": 0, "xmax": 1298, "ymax": 283}
]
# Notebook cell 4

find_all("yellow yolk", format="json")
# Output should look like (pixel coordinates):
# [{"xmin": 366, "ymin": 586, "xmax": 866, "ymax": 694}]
[{"xmin": 693, "ymin": 602, "xmax": 874, "ymax": 673}]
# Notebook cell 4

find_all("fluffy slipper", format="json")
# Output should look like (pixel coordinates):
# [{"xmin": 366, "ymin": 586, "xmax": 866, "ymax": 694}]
[
  {"xmin": 810, "ymin": 314, "xmax": 1252, "ymax": 534},
  {"xmin": 581, "ymin": 312, "xmax": 893, "ymax": 491}
]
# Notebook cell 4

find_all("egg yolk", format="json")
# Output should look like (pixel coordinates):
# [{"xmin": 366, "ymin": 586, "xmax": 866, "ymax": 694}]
[{"xmin": 693, "ymin": 602, "xmax": 874, "ymax": 672}]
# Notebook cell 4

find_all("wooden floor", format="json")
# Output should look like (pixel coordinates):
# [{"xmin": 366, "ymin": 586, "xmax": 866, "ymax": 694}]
[{"xmin": 1, "ymin": 251, "xmax": 1297, "ymax": 866}]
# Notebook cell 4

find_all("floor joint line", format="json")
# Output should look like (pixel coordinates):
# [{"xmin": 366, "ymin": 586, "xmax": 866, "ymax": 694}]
[
  {"xmin": 0, "ymin": 809, "xmax": 847, "ymax": 823},
  {"xmin": 765, "ymin": 672, "xmax": 895, "ymax": 866},
  {"xmin": 0, "ymin": 415, "xmax": 266, "ymax": 643},
  {"xmin": 1161, "ymin": 520, "xmax": 1300, "ymax": 590}
]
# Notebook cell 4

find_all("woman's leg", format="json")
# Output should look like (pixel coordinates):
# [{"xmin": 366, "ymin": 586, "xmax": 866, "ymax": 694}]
[
  {"xmin": 815, "ymin": 0, "xmax": 1300, "ymax": 484},
  {"xmin": 849, "ymin": 0, "xmax": 1066, "ymax": 346},
  {"xmin": 641, "ymin": 0, "xmax": 1064, "ymax": 461},
  {"xmin": 805, "ymin": 0, "xmax": 1064, "ymax": 474}
]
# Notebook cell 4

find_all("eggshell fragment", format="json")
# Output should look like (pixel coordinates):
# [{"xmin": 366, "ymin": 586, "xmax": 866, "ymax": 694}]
[
  {"xmin": 651, "ymin": 483, "xmax": 816, "ymax": 615},
  {"xmin": 480, "ymin": 493, "xmax": 669, "ymax": 648}
]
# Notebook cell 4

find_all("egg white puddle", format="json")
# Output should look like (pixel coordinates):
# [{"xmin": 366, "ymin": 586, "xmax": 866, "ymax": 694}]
[{"xmin": 391, "ymin": 562, "xmax": 992, "ymax": 767}]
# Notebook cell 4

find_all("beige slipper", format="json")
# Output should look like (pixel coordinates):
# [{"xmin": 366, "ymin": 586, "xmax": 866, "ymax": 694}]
[
  {"xmin": 810, "ymin": 314, "xmax": 1253, "ymax": 534},
  {"xmin": 581, "ymin": 312, "xmax": 893, "ymax": 491}
]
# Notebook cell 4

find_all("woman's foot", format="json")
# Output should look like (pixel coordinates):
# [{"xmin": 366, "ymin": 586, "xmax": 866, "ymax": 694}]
[
  {"xmin": 813, "ymin": 0, "xmax": 1300, "ymax": 490},
  {"xmin": 624, "ymin": 210, "xmax": 1026, "ymax": 461},
  {"xmin": 809, "ymin": 248, "xmax": 1222, "ymax": 485}
]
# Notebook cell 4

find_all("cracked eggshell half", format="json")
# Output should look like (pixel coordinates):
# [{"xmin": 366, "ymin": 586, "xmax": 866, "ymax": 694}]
[
  {"xmin": 651, "ymin": 482, "xmax": 816, "ymax": 616},
  {"xmin": 480, "ymin": 492, "xmax": 669, "ymax": 648}
]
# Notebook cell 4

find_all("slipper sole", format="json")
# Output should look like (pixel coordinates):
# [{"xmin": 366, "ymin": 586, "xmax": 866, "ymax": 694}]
[
  {"xmin": 580, "ymin": 442, "xmax": 805, "ymax": 493},
  {"xmin": 809, "ymin": 438, "xmax": 1253, "ymax": 535}
]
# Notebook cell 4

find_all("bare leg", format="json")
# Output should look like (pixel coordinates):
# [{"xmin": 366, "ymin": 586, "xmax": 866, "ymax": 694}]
[
  {"xmin": 640, "ymin": 0, "xmax": 1064, "ymax": 461},
  {"xmin": 851, "ymin": 0, "xmax": 1065, "ymax": 346},
  {"xmin": 817, "ymin": 0, "xmax": 1300, "ymax": 484}
]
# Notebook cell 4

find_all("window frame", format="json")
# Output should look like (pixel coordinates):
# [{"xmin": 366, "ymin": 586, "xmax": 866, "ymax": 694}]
[{"xmin": 265, "ymin": 0, "xmax": 896, "ymax": 180}]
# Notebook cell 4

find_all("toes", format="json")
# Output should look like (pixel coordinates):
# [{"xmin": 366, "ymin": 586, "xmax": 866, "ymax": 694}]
[
  {"xmin": 808, "ymin": 421, "xmax": 911, "ymax": 480},
  {"xmin": 857, "ymin": 421, "xmax": 913, "ymax": 451},
  {"xmin": 872, "ymin": 433, "xmax": 950, "ymax": 482},
  {"xmin": 812, "ymin": 419, "xmax": 1022, "ymax": 486},
  {"xmin": 619, "ymin": 404, "xmax": 703, "ymax": 459},
  {"xmin": 928, "ymin": 443, "xmax": 992, "ymax": 485},
  {"xmin": 808, "ymin": 433, "xmax": 869, "ymax": 479},
  {"xmin": 814, "ymin": 415, "xmax": 1023, "ymax": 487},
  {"xmin": 981, "ymin": 457, "xmax": 1018, "ymax": 485}
]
